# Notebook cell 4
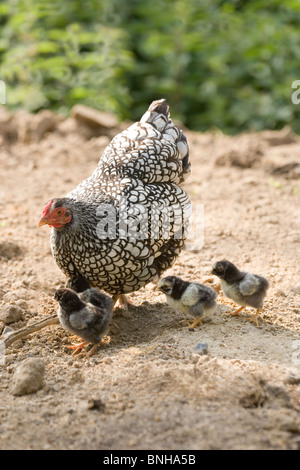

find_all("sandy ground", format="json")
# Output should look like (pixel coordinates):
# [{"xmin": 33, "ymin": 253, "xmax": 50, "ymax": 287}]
[{"xmin": 0, "ymin": 108, "xmax": 300, "ymax": 450}]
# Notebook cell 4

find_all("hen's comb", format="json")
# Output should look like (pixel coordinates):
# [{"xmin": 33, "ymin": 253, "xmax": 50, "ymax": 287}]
[{"xmin": 42, "ymin": 199, "xmax": 53, "ymax": 216}]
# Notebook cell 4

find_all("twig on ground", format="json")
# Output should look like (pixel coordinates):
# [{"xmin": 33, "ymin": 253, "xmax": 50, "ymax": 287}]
[{"xmin": 3, "ymin": 314, "xmax": 59, "ymax": 349}]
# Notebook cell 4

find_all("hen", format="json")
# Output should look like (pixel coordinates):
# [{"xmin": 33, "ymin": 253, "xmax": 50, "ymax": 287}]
[{"xmin": 39, "ymin": 99, "xmax": 191, "ymax": 304}]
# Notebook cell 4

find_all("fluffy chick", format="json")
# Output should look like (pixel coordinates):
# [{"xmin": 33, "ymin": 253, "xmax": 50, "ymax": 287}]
[
  {"xmin": 212, "ymin": 260, "xmax": 269, "ymax": 324},
  {"xmin": 157, "ymin": 276, "xmax": 218, "ymax": 328},
  {"xmin": 66, "ymin": 274, "xmax": 90, "ymax": 293},
  {"xmin": 66, "ymin": 275, "xmax": 130, "ymax": 311},
  {"xmin": 54, "ymin": 287, "xmax": 113, "ymax": 357}
]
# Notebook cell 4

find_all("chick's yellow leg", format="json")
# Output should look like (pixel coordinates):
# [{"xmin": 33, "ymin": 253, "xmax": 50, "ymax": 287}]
[
  {"xmin": 230, "ymin": 306, "xmax": 246, "ymax": 316},
  {"xmin": 191, "ymin": 317, "xmax": 203, "ymax": 328},
  {"xmin": 76, "ymin": 344, "xmax": 99, "ymax": 359},
  {"xmin": 181, "ymin": 317, "xmax": 203, "ymax": 329},
  {"xmin": 245, "ymin": 309, "xmax": 261, "ymax": 326},
  {"xmin": 66, "ymin": 341, "xmax": 87, "ymax": 355}
]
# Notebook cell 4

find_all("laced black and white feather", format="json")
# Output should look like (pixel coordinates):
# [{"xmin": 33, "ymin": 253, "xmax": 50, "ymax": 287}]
[{"xmin": 50, "ymin": 99, "xmax": 191, "ymax": 296}]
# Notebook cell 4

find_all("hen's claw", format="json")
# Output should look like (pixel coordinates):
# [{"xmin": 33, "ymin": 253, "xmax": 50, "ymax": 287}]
[{"xmin": 112, "ymin": 294, "xmax": 132, "ymax": 311}]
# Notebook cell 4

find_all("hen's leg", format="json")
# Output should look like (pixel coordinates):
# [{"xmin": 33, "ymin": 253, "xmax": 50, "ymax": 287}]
[{"xmin": 112, "ymin": 294, "xmax": 131, "ymax": 311}]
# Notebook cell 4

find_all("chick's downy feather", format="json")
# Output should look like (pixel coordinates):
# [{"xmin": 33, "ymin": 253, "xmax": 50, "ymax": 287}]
[
  {"xmin": 55, "ymin": 288, "xmax": 113, "ymax": 345},
  {"xmin": 157, "ymin": 276, "xmax": 218, "ymax": 327}
]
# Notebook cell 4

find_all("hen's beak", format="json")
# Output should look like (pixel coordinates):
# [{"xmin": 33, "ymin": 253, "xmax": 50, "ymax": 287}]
[{"xmin": 38, "ymin": 217, "xmax": 50, "ymax": 227}]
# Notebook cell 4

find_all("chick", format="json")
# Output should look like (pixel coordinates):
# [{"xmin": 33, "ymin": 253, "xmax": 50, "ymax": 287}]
[
  {"xmin": 54, "ymin": 287, "xmax": 113, "ymax": 357},
  {"xmin": 157, "ymin": 276, "xmax": 218, "ymax": 328},
  {"xmin": 66, "ymin": 276, "xmax": 129, "ymax": 310},
  {"xmin": 66, "ymin": 274, "xmax": 90, "ymax": 293},
  {"xmin": 212, "ymin": 260, "xmax": 269, "ymax": 325}
]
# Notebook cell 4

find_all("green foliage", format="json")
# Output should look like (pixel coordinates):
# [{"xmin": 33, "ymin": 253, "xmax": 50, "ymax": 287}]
[
  {"xmin": 1, "ymin": 0, "xmax": 300, "ymax": 133},
  {"xmin": 0, "ymin": 0, "xmax": 134, "ymax": 115}
]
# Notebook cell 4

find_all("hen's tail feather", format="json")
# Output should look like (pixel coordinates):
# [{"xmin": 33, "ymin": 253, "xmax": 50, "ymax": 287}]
[
  {"xmin": 141, "ymin": 99, "xmax": 190, "ymax": 178},
  {"xmin": 94, "ymin": 98, "xmax": 191, "ymax": 185},
  {"xmin": 140, "ymin": 99, "xmax": 170, "ymax": 131},
  {"xmin": 178, "ymin": 132, "xmax": 190, "ymax": 177},
  {"xmin": 147, "ymin": 99, "xmax": 170, "ymax": 118}
]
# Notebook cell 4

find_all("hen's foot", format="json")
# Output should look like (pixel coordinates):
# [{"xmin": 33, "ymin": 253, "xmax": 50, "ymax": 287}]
[{"xmin": 112, "ymin": 294, "xmax": 132, "ymax": 311}]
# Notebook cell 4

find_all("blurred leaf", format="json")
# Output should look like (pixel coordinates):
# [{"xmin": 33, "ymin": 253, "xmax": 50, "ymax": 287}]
[{"xmin": 1, "ymin": 0, "xmax": 300, "ymax": 132}]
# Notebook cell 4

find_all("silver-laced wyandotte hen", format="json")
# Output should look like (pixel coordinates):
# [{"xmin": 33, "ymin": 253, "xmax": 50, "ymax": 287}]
[{"xmin": 39, "ymin": 100, "xmax": 191, "ymax": 307}]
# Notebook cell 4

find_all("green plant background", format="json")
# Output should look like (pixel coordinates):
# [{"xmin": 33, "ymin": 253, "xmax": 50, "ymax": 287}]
[{"xmin": 1, "ymin": 0, "xmax": 300, "ymax": 133}]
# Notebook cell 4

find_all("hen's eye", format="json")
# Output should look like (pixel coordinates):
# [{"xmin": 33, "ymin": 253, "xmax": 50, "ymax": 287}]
[{"xmin": 56, "ymin": 209, "xmax": 63, "ymax": 216}]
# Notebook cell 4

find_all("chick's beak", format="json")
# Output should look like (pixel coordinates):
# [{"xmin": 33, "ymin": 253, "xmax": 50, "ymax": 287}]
[{"xmin": 155, "ymin": 281, "xmax": 164, "ymax": 292}]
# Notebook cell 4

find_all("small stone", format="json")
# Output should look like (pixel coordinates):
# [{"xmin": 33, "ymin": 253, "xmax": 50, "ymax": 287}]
[
  {"xmin": 291, "ymin": 286, "xmax": 300, "ymax": 295},
  {"xmin": 10, "ymin": 358, "xmax": 45, "ymax": 396},
  {"xmin": 0, "ymin": 305, "xmax": 23, "ymax": 324},
  {"xmin": 121, "ymin": 310, "xmax": 133, "ymax": 319},
  {"xmin": 285, "ymin": 372, "xmax": 300, "ymax": 385},
  {"xmin": 195, "ymin": 343, "xmax": 208, "ymax": 355},
  {"xmin": 87, "ymin": 398, "xmax": 105, "ymax": 412},
  {"xmin": 12, "ymin": 340, "xmax": 24, "ymax": 350},
  {"xmin": 71, "ymin": 105, "xmax": 118, "ymax": 130},
  {"xmin": 3, "ymin": 289, "xmax": 30, "ymax": 303},
  {"xmin": 68, "ymin": 368, "xmax": 85, "ymax": 384},
  {"xmin": 274, "ymin": 289, "xmax": 286, "ymax": 297},
  {"xmin": 128, "ymin": 438, "xmax": 138, "ymax": 447},
  {"xmin": 274, "ymin": 413, "xmax": 300, "ymax": 433},
  {"xmin": 35, "ymin": 110, "xmax": 59, "ymax": 140},
  {"xmin": 101, "ymin": 357, "xmax": 112, "ymax": 364}
]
